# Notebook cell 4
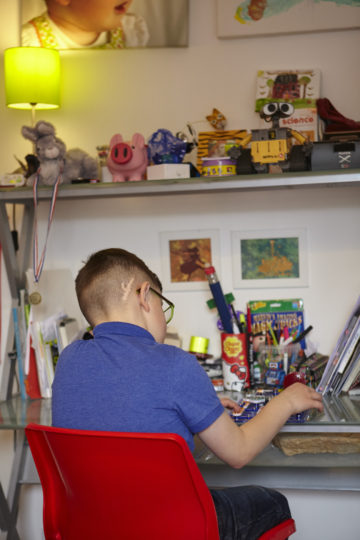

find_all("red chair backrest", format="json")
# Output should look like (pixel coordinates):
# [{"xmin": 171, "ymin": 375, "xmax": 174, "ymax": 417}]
[{"xmin": 25, "ymin": 424, "xmax": 220, "ymax": 540}]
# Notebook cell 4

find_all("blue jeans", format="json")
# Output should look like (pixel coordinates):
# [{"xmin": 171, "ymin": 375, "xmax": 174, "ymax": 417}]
[{"xmin": 210, "ymin": 485, "xmax": 291, "ymax": 540}]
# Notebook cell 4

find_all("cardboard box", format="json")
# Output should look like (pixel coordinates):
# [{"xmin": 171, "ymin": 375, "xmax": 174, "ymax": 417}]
[
  {"xmin": 259, "ymin": 107, "xmax": 319, "ymax": 141},
  {"xmin": 146, "ymin": 163, "xmax": 190, "ymax": 180},
  {"xmin": 255, "ymin": 69, "xmax": 321, "ymax": 112}
]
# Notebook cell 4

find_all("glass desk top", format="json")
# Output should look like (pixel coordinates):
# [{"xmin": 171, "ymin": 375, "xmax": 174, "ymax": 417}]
[
  {"xmin": 220, "ymin": 391, "xmax": 360, "ymax": 433},
  {"xmin": 1, "ymin": 395, "xmax": 360, "ymax": 473},
  {"xmin": 0, "ymin": 397, "xmax": 52, "ymax": 430},
  {"xmin": 0, "ymin": 393, "xmax": 360, "ymax": 432}
]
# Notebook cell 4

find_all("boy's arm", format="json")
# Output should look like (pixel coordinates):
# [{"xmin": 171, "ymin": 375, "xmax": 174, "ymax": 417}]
[{"xmin": 198, "ymin": 383, "xmax": 323, "ymax": 469}]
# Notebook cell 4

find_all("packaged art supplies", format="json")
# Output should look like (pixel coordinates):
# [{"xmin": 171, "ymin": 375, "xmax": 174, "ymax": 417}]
[
  {"xmin": 248, "ymin": 299, "xmax": 305, "ymax": 346},
  {"xmin": 256, "ymin": 343, "xmax": 302, "ymax": 388}
]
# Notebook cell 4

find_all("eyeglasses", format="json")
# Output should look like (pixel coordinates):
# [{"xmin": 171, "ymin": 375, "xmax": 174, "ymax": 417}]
[{"xmin": 137, "ymin": 287, "xmax": 175, "ymax": 324}]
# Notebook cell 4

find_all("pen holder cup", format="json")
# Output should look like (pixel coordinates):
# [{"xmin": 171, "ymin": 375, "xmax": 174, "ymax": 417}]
[
  {"xmin": 255, "ymin": 343, "xmax": 302, "ymax": 388},
  {"xmin": 221, "ymin": 333, "xmax": 250, "ymax": 391}
]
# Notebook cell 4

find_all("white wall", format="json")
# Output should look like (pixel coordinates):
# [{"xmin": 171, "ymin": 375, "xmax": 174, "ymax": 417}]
[{"xmin": 1, "ymin": 0, "xmax": 360, "ymax": 538}]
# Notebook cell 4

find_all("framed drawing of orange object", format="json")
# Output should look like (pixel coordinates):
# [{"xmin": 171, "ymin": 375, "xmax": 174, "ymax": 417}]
[{"xmin": 160, "ymin": 229, "xmax": 221, "ymax": 291}]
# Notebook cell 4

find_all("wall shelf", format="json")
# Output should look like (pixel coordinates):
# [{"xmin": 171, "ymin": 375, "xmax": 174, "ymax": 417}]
[{"xmin": 1, "ymin": 169, "xmax": 360, "ymax": 203}]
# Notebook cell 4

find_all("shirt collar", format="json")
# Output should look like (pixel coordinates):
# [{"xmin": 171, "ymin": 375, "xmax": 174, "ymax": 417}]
[{"xmin": 93, "ymin": 321, "xmax": 155, "ymax": 341}]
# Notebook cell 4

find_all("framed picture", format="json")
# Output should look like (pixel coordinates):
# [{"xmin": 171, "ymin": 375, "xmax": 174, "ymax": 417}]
[
  {"xmin": 20, "ymin": 0, "xmax": 189, "ymax": 49},
  {"xmin": 217, "ymin": 1, "xmax": 360, "ymax": 39},
  {"xmin": 196, "ymin": 130, "xmax": 248, "ymax": 172},
  {"xmin": 160, "ymin": 230, "xmax": 220, "ymax": 291},
  {"xmin": 231, "ymin": 228, "xmax": 308, "ymax": 289}
]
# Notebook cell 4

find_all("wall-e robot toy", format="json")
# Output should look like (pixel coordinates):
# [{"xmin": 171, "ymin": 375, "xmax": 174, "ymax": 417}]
[{"xmin": 229, "ymin": 102, "xmax": 312, "ymax": 174}]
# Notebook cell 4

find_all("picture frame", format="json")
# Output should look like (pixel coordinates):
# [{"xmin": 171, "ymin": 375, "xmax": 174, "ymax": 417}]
[
  {"xmin": 20, "ymin": 0, "xmax": 189, "ymax": 49},
  {"xmin": 196, "ymin": 130, "xmax": 248, "ymax": 172},
  {"xmin": 217, "ymin": 1, "xmax": 360, "ymax": 39},
  {"xmin": 231, "ymin": 228, "xmax": 308, "ymax": 289},
  {"xmin": 160, "ymin": 230, "xmax": 220, "ymax": 291}
]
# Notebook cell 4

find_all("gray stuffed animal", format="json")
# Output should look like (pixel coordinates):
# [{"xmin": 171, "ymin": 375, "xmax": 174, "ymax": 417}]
[
  {"xmin": 22, "ymin": 121, "xmax": 66, "ymax": 186},
  {"xmin": 63, "ymin": 148, "xmax": 99, "ymax": 182},
  {"xmin": 22, "ymin": 121, "xmax": 99, "ymax": 186}
]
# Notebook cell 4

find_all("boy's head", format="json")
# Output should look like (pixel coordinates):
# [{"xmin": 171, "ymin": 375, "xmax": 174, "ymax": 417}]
[{"xmin": 76, "ymin": 248, "xmax": 167, "ymax": 341}]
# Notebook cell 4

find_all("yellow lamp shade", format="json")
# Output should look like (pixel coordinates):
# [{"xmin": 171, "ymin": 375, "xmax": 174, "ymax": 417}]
[{"xmin": 4, "ymin": 47, "xmax": 61, "ymax": 110}]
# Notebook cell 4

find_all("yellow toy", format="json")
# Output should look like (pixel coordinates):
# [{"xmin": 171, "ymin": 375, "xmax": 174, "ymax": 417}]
[{"xmin": 229, "ymin": 102, "xmax": 311, "ymax": 174}]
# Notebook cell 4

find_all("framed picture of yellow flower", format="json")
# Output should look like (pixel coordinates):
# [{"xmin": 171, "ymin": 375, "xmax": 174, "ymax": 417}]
[{"xmin": 231, "ymin": 228, "xmax": 308, "ymax": 289}]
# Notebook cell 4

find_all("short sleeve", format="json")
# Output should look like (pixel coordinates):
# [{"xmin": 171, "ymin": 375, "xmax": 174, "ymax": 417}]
[{"xmin": 171, "ymin": 351, "xmax": 224, "ymax": 435}]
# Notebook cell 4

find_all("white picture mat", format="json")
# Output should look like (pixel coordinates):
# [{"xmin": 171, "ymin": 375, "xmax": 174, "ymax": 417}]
[{"xmin": 231, "ymin": 228, "xmax": 309, "ymax": 289}]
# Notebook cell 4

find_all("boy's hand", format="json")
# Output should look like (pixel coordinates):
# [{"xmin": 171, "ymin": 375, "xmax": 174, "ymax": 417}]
[
  {"xmin": 219, "ymin": 397, "xmax": 242, "ymax": 413},
  {"xmin": 200, "ymin": 384, "xmax": 323, "ymax": 469},
  {"xmin": 278, "ymin": 383, "xmax": 323, "ymax": 415}
]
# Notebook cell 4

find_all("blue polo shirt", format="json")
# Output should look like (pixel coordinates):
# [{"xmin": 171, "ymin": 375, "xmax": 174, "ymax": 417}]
[{"xmin": 52, "ymin": 322, "xmax": 224, "ymax": 450}]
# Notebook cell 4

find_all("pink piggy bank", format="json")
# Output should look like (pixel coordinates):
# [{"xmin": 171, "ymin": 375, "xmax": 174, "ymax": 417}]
[{"xmin": 107, "ymin": 133, "xmax": 148, "ymax": 182}]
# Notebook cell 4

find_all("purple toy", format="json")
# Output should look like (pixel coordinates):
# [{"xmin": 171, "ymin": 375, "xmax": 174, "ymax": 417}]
[{"xmin": 107, "ymin": 133, "xmax": 148, "ymax": 182}]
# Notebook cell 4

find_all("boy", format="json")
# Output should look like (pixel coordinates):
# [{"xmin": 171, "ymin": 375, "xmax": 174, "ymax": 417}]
[
  {"xmin": 52, "ymin": 248, "xmax": 323, "ymax": 540},
  {"xmin": 22, "ymin": 0, "xmax": 149, "ymax": 49}
]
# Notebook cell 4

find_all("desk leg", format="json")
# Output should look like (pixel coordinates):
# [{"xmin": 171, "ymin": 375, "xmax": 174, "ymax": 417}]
[
  {"xmin": 5, "ymin": 431, "xmax": 26, "ymax": 540},
  {"xmin": 0, "ymin": 483, "xmax": 12, "ymax": 533}
]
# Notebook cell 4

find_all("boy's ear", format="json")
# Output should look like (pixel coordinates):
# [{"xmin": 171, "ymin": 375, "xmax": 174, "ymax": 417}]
[{"xmin": 138, "ymin": 282, "xmax": 151, "ymax": 313}]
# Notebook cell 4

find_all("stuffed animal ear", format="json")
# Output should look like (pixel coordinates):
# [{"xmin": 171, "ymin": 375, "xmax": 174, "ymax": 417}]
[
  {"xmin": 109, "ymin": 134, "xmax": 124, "ymax": 147},
  {"xmin": 35, "ymin": 121, "xmax": 56, "ymax": 137},
  {"xmin": 21, "ymin": 125, "xmax": 38, "ymax": 142},
  {"xmin": 131, "ymin": 133, "xmax": 145, "ymax": 148}
]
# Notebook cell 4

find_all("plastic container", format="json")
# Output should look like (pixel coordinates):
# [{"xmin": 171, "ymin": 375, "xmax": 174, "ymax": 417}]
[
  {"xmin": 256, "ymin": 344, "xmax": 301, "ymax": 387},
  {"xmin": 221, "ymin": 333, "xmax": 250, "ymax": 391},
  {"xmin": 201, "ymin": 157, "xmax": 236, "ymax": 177}
]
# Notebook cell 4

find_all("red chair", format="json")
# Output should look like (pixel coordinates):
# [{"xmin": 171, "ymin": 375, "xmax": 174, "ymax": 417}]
[{"xmin": 25, "ymin": 424, "xmax": 296, "ymax": 540}]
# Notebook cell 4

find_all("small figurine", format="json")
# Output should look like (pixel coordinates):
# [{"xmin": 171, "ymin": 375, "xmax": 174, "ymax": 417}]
[
  {"xmin": 21, "ymin": 121, "xmax": 66, "ymax": 186},
  {"xmin": 107, "ymin": 133, "xmax": 148, "ymax": 182},
  {"xmin": 228, "ymin": 102, "xmax": 311, "ymax": 174},
  {"xmin": 206, "ymin": 108, "xmax": 227, "ymax": 130},
  {"xmin": 147, "ymin": 129, "xmax": 187, "ymax": 165}
]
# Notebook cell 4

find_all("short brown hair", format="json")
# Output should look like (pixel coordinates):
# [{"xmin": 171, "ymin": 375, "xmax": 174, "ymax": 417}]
[{"xmin": 75, "ymin": 248, "xmax": 162, "ymax": 325}]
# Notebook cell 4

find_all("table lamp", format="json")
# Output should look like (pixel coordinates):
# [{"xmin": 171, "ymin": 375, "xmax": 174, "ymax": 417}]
[{"xmin": 4, "ymin": 47, "xmax": 61, "ymax": 126}]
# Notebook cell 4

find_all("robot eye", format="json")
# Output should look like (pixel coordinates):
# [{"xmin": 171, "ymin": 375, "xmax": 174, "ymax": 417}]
[
  {"xmin": 262, "ymin": 103, "xmax": 278, "ymax": 116},
  {"xmin": 279, "ymin": 103, "xmax": 294, "ymax": 117}
]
